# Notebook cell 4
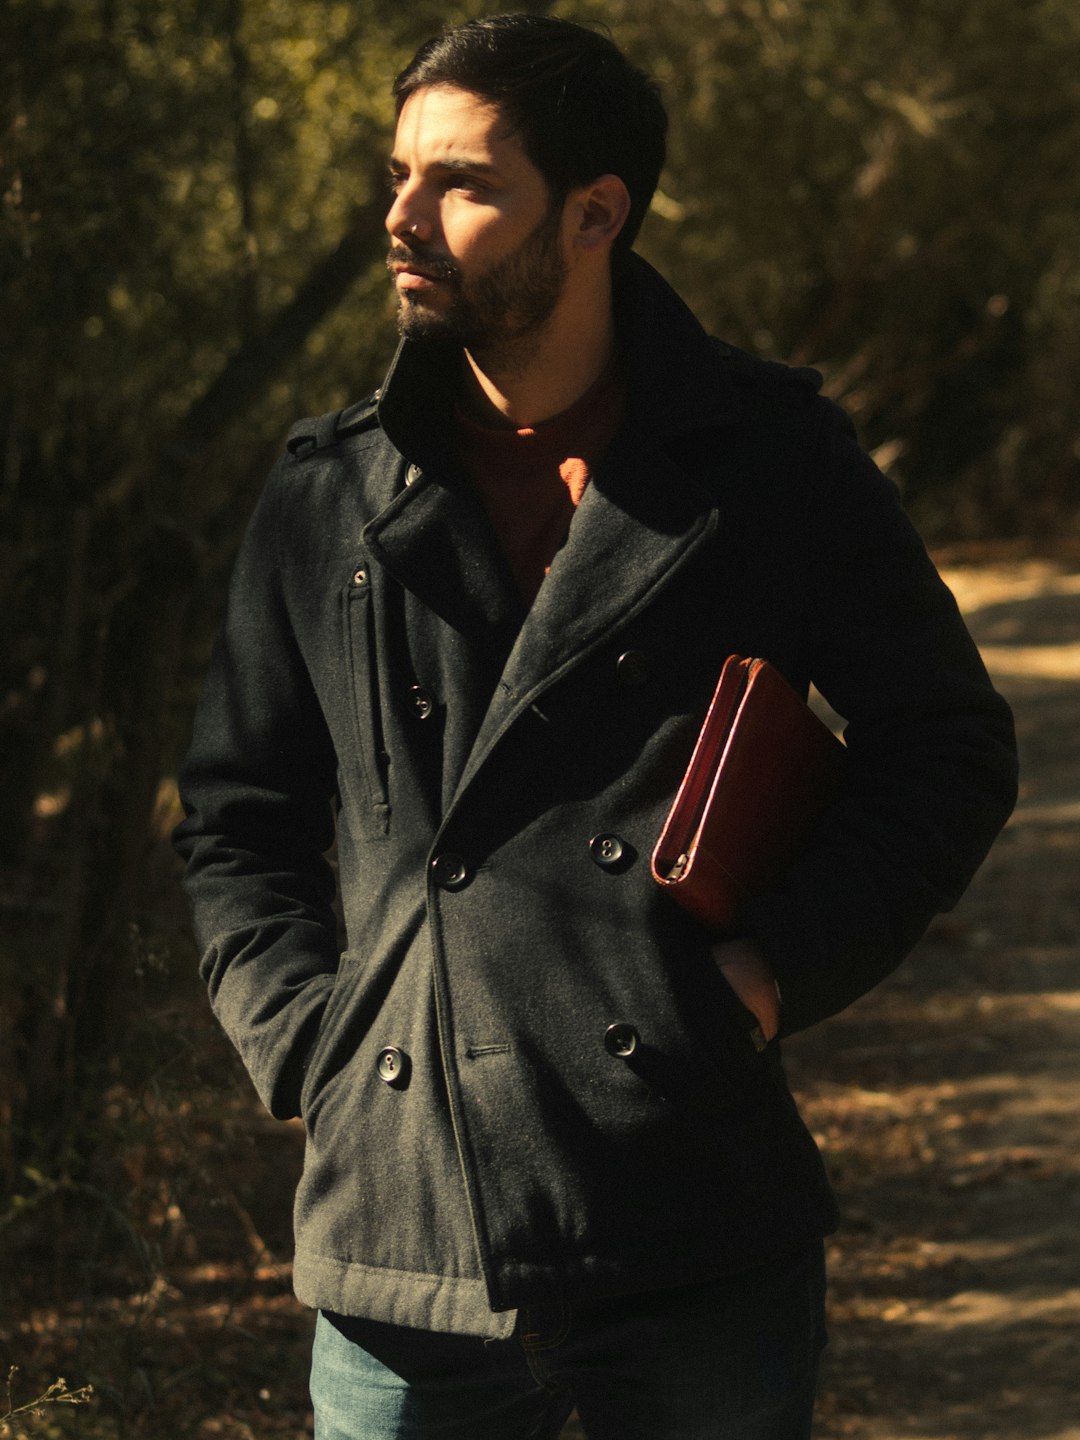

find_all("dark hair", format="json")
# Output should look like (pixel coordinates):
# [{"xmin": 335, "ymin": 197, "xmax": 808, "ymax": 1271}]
[{"xmin": 394, "ymin": 14, "xmax": 667, "ymax": 253}]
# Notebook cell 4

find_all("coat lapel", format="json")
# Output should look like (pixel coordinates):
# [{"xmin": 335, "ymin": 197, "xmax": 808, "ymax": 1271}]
[
  {"xmin": 362, "ymin": 336, "xmax": 526, "ymax": 660},
  {"xmin": 362, "ymin": 466, "xmax": 525, "ymax": 662},
  {"xmin": 363, "ymin": 254, "xmax": 745, "ymax": 808},
  {"xmin": 452, "ymin": 427, "xmax": 719, "ymax": 802}
]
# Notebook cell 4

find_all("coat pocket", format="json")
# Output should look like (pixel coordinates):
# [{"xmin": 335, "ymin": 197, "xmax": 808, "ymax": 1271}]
[{"xmin": 343, "ymin": 565, "xmax": 390, "ymax": 837}]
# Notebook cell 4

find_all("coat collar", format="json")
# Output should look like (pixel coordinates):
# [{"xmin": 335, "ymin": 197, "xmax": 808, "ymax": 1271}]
[
  {"xmin": 362, "ymin": 256, "xmax": 736, "ymax": 788},
  {"xmin": 610, "ymin": 252, "xmax": 740, "ymax": 435},
  {"xmin": 374, "ymin": 253, "xmax": 741, "ymax": 460}
]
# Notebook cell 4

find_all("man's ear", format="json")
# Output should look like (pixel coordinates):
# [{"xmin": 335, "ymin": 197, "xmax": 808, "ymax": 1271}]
[{"xmin": 569, "ymin": 174, "xmax": 632, "ymax": 253}]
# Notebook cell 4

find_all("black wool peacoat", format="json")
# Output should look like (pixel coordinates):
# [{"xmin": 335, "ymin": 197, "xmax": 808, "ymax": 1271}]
[{"xmin": 175, "ymin": 255, "xmax": 1018, "ymax": 1339}]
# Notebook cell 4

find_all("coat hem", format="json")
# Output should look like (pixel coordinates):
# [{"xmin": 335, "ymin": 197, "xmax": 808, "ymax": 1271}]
[{"xmin": 293, "ymin": 1249, "xmax": 517, "ymax": 1340}]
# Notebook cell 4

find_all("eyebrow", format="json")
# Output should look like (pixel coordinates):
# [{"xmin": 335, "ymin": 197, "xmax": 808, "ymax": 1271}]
[{"xmin": 388, "ymin": 156, "xmax": 502, "ymax": 179}]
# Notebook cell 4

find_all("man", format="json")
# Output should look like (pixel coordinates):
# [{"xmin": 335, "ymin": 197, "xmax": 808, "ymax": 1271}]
[{"xmin": 175, "ymin": 14, "xmax": 1017, "ymax": 1439}]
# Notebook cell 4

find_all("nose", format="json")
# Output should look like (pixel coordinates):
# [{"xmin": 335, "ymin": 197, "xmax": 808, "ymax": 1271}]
[{"xmin": 385, "ymin": 181, "xmax": 433, "ymax": 246}]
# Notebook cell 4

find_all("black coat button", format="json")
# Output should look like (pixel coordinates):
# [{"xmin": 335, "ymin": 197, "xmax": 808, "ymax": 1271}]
[
  {"xmin": 616, "ymin": 649, "xmax": 649, "ymax": 686},
  {"xmin": 431, "ymin": 853, "xmax": 469, "ymax": 890},
  {"xmin": 604, "ymin": 1022, "xmax": 640, "ymax": 1058},
  {"xmin": 408, "ymin": 684, "xmax": 434, "ymax": 720},
  {"xmin": 590, "ymin": 833, "xmax": 625, "ymax": 869},
  {"xmin": 377, "ymin": 1046, "xmax": 409, "ymax": 1086}
]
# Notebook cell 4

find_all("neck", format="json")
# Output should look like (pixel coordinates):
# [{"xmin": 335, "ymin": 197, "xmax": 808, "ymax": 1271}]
[{"xmin": 461, "ymin": 265, "xmax": 616, "ymax": 429}]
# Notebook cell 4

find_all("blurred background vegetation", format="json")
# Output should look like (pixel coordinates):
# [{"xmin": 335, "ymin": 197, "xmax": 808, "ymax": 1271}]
[{"xmin": 2, "ymin": 0, "xmax": 1079, "ymax": 1433}]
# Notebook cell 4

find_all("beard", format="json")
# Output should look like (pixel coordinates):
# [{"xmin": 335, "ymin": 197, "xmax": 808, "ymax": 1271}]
[{"xmin": 388, "ymin": 205, "xmax": 568, "ymax": 371}]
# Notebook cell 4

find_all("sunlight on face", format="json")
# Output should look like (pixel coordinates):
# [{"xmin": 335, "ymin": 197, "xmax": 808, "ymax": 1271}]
[{"xmin": 385, "ymin": 86, "xmax": 570, "ymax": 363}]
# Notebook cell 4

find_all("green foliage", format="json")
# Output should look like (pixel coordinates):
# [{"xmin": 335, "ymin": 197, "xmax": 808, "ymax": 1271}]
[
  {"xmin": 1, "ymin": 2, "xmax": 1078, "ymax": 1428},
  {"xmin": 2, "ymin": 0, "xmax": 1079, "ymax": 1258},
  {"xmin": 570, "ymin": 0, "xmax": 1080, "ymax": 533},
  {"xmin": 0, "ymin": 0, "xmax": 498, "ymax": 1181}
]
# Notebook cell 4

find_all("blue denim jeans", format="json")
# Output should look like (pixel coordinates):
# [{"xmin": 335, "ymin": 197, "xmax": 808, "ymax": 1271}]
[{"xmin": 309, "ymin": 1242, "xmax": 826, "ymax": 1439}]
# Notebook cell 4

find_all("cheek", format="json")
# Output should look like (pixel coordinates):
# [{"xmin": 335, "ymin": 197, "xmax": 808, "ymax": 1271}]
[
  {"xmin": 444, "ymin": 200, "xmax": 539, "ymax": 263},
  {"xmin": 446, "ymin": 218, "xmax": 505, "ymax": 263}
]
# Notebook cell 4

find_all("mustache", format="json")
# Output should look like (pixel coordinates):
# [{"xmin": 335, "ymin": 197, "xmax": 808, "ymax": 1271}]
[{"xmin": 386, "ymin": 244, "xmax": 460, "ymax": 283}]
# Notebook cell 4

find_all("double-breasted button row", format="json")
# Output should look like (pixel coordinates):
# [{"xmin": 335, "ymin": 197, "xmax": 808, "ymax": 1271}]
[
  {"xmin": 431, "ymin": 852, "xmax": 470, "ymax": 890},
  {"xmin": 590, "ymin": 832, "xmax": 635, "ymax": 872},
  {"xmin": 381, "ymin": 1029, "xmax": 644, "ymax": 1082},
  {"xmin": 616, "ymin": 649, "xmax": 650, "ymax": 686},
  {"xmin": 408, "ymin": 684, "xmax": 434, "ymax": 720},
  {"xmin": 604, "ymin": 1022, "xmax": 640, "ymax": 1058},
  {"xmin": 590, "ymin": 833, "xmax": 624, "ymax": 868},
  {"xmin": 434, "ymin": 837, "xmax": 632, "ymax": 889},
  {"xmin": 376, "ymin": 1046, "xmax": 409, "ymax": 1086}
]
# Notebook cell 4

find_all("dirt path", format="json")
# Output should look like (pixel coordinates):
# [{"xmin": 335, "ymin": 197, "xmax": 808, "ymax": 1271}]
[
  {"xmin": 555, "ymin": 556, "xmax": 1080, "ymax": 1440},
  {"xmin": 788, "ymin": 556, "xmax": 1080, "ymax": 1440},
  {"xmin": 6, "ymin": 557, "xmax": 1077, "ymax": 1440},
  {"xmin": 161, "ymin": 555, "xmax": 1080, "ymax": 1440}
]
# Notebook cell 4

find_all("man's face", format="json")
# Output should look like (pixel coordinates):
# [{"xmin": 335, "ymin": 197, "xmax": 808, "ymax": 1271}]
[{"xmin": 386, "ymin": 85, "xmax": 569, "ymax": 363}]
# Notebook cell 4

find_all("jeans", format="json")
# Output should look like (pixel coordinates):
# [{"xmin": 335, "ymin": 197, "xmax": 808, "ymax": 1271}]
[{"xmin": 309, "ymin": 1242, "xmax": 827, "ymax": 1439}]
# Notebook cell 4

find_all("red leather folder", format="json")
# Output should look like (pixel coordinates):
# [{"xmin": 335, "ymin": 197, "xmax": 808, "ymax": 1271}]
[{"xmin": 651, "ymin": 656, "xmax": 845, "ymax": 932}]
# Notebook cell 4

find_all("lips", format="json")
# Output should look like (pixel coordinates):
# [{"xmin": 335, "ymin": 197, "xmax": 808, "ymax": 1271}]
[
  {"xmin": 387, "ymin": 247, "xmax": 458, "ymax": 289},
  {"xmin": 394, "ymin": 268, "xmax": 439, "ymax": 291},
  {"xmin": 390, "ymin": 259, "xmax": 440, "ymax": 280}
]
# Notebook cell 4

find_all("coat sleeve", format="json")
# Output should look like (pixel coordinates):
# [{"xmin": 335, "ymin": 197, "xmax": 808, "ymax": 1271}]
[
  {"xmin": 174, "ymin": 464, "xmax": 340, "ymax": 1118},
  {"xmin": 739, "ymin": 408, "xmax": 1018, "ymax": 1035}
]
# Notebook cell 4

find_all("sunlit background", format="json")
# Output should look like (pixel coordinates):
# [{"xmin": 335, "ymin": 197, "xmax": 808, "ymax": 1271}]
[{"xmin": 3, "ymin": 3, "xmax": 1079, "ymax": 1435}]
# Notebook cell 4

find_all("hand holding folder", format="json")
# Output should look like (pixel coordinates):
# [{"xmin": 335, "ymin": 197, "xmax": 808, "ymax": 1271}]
[{"xmin": 651, "ymin": 656, "xmax": 846, "ymax": 932}]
